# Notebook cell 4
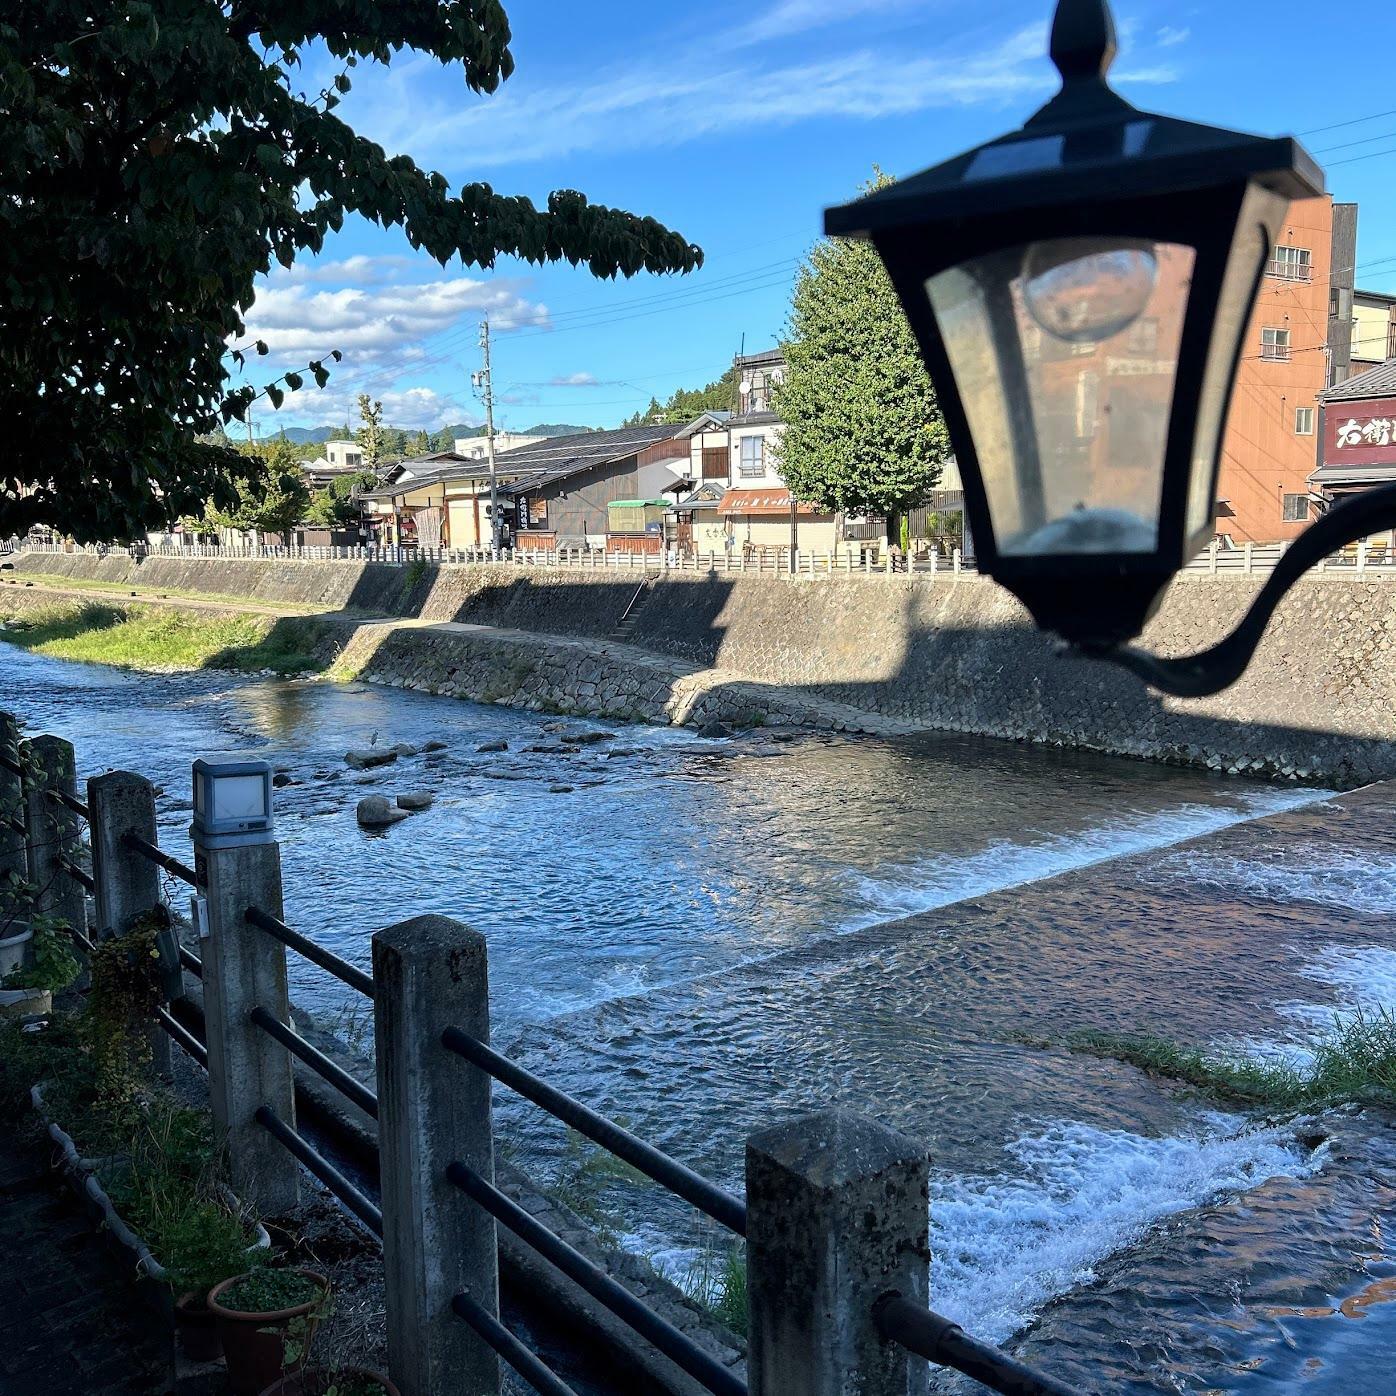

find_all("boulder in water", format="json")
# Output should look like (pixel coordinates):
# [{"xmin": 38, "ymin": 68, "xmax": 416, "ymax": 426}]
[
  {"xmin": 357, "ymin": 795, "xmax": 408, "ymax": 828},
  {"xmin": 396, "ymin": 791, "xmax": 434, "ymax": 812},
  {"xmin": 476, "ymin": 740, "xmax": 508, "ymax": 754},
  {"xmin": 345, "ymin": 748, "xmax": 398, "ymax": 770}
]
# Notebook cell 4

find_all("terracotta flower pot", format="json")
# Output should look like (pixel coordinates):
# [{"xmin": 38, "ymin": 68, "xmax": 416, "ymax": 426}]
[
  {"xmin": 174, "ymin": 1291, "xmax": 222, "ymax": 1364},
  {"xmin": 207, "ymin": 1269, "xmax": 329, "ymax": 1396},
  {"xmin": 259, "ymin": 1367, "xmax": 400, "ymax": 1396}
]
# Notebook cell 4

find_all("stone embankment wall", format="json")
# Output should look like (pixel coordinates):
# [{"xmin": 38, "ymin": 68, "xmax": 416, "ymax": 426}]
[{"xmin": 12, "ymin": 552, "xmax": 1396, "ymax": 784}]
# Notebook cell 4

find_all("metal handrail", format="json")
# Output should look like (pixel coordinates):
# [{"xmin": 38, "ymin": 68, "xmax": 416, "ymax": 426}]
[
  {"xmin": 157, "ymin": 1006, "xmax": 208, "ymax": 1068},
  {"xmin": 446, "ymin": 1160, "xmax": 746, "ymax": 1396},
  {"xmin": 0, "ymin": 751, "xmax": 22, "ymax": 779},
  {"xmin": 875, "ymin": 1296, "xmax": 1088, "ymax": 1396},
  {"xmin": 250, "ymin": 1005, "xmax": 378, "ymax": 1119},
  {"xmin": 46, "ymin": 788, "xmax": 89, "ymax": 820},
  {"xmin": 122, "ymin": 830, "xmax": 200, "ymax": 887},
  {"xmin": 255, "ymin": 1105, "xmax": 384, "ymax": 1236},
  {"xmin": 3, "ymin": 815, "xmax": 25, "ymax": 836},
  {"xmin": 442, "ymin": 1025, "xmax": 746, "ymax": 1236},
  {"xmin": 179, "ymin": 943, "xmax": 203, "ymax": 977},
  {"xmin": 451, "ymin": 1292, "xmax": 580, "ymax": 1396},
  {"xmin": 245, "ymin": 904, "xmax": 374, "ymax": 998},
  {"xmin": 59, "ymin": 857, "xmax": 95, "ymax": 892}
]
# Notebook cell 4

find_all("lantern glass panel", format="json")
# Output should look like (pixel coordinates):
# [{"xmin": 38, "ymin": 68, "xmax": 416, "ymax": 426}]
[
  {"xmin": 210, "ymin": 773, "xmax": 268, "ymax": 822},
  {"xmin": 926, "ymin": 236, "xmax": 1196, "ymax": 557}
]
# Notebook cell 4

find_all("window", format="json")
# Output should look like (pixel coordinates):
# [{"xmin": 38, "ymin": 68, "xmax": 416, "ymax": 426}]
[
  {"xmin": 1269, "ymin": 246, "xmax": 1312, "ymax": 281},
  {"xmin": 345, "ymin": 451, "xmax": 362, "ymax": 467},
  {"xmin": 1261, "ymin": 327, "xmax": 1291, "ymax": 361},
  {"xmin": 1282, "ymin": 493, "xmax": 1309, "ymax": 523},
  {"xmin": 1294, "ymin": 406, "xmax": 1315, "ymax": 435},
  {"xmin": 738, "ymin": 436, "xmax": 764, "ymax": 478},
  {"xmin": 701, "ymin": 446, "xmax": 728, "ymax": 480}
]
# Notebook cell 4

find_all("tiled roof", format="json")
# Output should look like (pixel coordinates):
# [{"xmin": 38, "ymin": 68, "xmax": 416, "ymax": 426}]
[{"xmin": 1321, "ymin": 358, "xmax": 1396, "ymax": 402}]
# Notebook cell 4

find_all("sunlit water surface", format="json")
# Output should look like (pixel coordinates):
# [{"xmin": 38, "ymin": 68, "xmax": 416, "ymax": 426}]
[{"xmin": 9, "ymin": 644, "xmax": 1396, "ymax": 1393}]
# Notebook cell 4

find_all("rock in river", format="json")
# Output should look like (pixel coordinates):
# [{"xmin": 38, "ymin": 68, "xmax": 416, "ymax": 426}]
[
  {"xmin": 345, "ymin": 748, "xmax": 398, "ymax": 770},
  {"xmin": 396, "ymin": 791, "xmax": 434, "ymax": 811},
  {"xmin": 357, "ymin": 795, "xmax": 409, "ymax": 828},
  {"xmin": 476, "ymin": 740, "xmax": 508, "ymax": 754}
]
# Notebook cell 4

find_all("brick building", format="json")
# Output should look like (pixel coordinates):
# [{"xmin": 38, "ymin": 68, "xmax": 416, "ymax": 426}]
[{"xmin": 1213, "ymin": 195, "xmax": 1331, "ymax": 544}]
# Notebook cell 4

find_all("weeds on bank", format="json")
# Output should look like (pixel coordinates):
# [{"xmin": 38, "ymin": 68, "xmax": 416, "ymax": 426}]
[
  {"xmin": 1068, "ymin": 1006, "xmax": 1396, "ymax": 1111},
  {"xmin": 0, "ymin": 600, "xmax": 327, "ymax": 674}
]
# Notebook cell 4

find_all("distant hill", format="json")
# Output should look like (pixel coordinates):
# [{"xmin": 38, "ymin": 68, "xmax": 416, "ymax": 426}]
[{"xmin": 257, "ymin": 422, "xmax": 592, "ymax": 447}]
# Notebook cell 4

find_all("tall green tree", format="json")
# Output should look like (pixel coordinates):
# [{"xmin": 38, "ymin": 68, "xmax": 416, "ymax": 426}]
[
  {"xmin": 623, "ymin": 366, "xmax": 738, "ymax": 427},
  {"xmin": 202, "ymin": 439, "xmax": 310, "ymax": 543},
  {"xmin": 356, "ymin": 395, "xmax": 385, "ymax": 467},
  {"xmin": 1, "ymin": 2, "xmax": 700, "ymax": 542},
  {"xmin": 772, "ymin": 175, "xmax": 949, "ymax": 536}
]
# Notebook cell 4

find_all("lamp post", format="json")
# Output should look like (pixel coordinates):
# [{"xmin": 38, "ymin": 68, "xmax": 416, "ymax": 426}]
[{"xmin": 826, "ymin": 0, "xmax": 1396, "ymax": 696}]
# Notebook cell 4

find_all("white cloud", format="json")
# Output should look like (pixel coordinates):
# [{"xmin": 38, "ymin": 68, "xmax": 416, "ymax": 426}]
[
  {"xmin": 723, "ymin": 0, "xmax": 921, "ymax": 47},
  {"xmin": 270, "ymin": 380, "xmax": 474, "ymax": 432},
  {"xmin": 1156, "ymin": 25, "xmax": 1190, "ymax": 47},
  {"xmin": 548, "ymin": 372, "xmax": 602, "ymax": 387},
  {"xmin": 360, "ymin": 22, "xmax": 1176, "ymax": 171},
  {"xmin": 239, "ymin": 275, "xmax": 548, "ymax": 366},
  {"xmin": 265, "ymin": 254, "xmax": 417, "ymax": 286}
]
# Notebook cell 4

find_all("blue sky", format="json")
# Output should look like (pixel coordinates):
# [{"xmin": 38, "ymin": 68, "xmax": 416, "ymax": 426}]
[{"xmin": 241, "ymin": 0, "xmax": 1396, "ymax": 435}]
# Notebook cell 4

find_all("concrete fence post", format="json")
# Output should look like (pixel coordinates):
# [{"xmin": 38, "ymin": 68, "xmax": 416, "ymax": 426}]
[
  {"xmin": 196, "ymin": 818, "xmax": 300, "ymax": 1214},
  {"xmin": 1244, "ymin": 541, "xmax": 1254, "ymax": 574},
  {"xmin": 374, "ymin": 916, "xmax": 500, "ymax": 1396},
  {"xmin": 23, "ymin": 735, "xmax": 87, "ymax": 951},
  {"xmin": 746, "ymin": 1109, "xmax": 930, "ymax": 1396},
  {"xmin": 0, "ymin": 713, "xmax": 26, "ymax": 892},
  {"xmin": 1358, "ymin": 538, "xmax": 1369, "ymax": 572},
  {"xmin": 952, "ymin": 547, "xmax": 962, "ymax": 574},
  {"xmin": 88, "ymin": 770, "xmax": 170, "ymax": 1073}
]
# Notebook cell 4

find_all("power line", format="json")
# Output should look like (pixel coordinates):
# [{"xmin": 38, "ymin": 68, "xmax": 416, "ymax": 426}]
[
  {"xmin": 1314, "ymin": 128, "xmax": 1396, "ymax": 155},
  {"xmin": 1301, "ymin": 107, "xmax": 1396, "ymax": 137}
]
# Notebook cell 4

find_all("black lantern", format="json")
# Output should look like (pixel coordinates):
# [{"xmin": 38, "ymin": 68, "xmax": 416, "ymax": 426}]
[{"xmin": 824, "ymin": 0, "xmax": 1375, "ymax": 692}]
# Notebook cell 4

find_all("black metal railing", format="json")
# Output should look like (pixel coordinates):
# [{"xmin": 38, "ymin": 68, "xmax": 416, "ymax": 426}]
[
  {"xmin": 255, "ymin": 1104, "xmax": 384, "ymax": 1236},
  {"xmin": 179, "ymin": 943, "xmax": 203, "ymax": 977},
  {"xmin": 246, "ymin": 903, "xmax": 374, "ymax": 998},
  {"xmin": 442, "ymin": 1025, "xmax": 746, "ymax": 1236},
  {"xmin": 59, "ymin": 856, "xmax": 95, "ymax": 892},
  {"xmin": 452, "ymin": 1292, "xmax": 580, "ymax": 1396},
  {"xmin": 249, "ymin": 1005, "xmax": 378, "ymax": 1119},
  {"xmin": 876, "ymin": 1296, "xmax": 1088, "ymax": 1396},
  {"xmin": 157, "ymin": 1006, "xmax": 208, "ymax": 1068},
  {"xmin": 122, "ymin": 830, "xmax": 200, "ymax": 887},
  {"xmin": 447, "ymin": 1160, "xmax": 745, "ymax": 1396},
  {"xmin": 46, "ymin": 788, "xmax": 90, "ymax": 820}
]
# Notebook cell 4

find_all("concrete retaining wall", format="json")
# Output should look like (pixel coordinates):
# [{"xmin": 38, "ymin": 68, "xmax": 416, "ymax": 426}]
[{"xmin": 12, "ymin": 552, "xmax": 1396, "ymax": 784}]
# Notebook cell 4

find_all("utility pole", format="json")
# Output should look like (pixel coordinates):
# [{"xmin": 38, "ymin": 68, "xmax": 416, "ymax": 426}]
[{"xmin": 472, "ymin": 320, "xmax": 500, "ymax": 553}]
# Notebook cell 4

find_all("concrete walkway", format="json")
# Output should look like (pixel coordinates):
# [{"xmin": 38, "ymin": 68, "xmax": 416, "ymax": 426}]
[{"xmin": 0, "ymin": 1133, "xmax": 170, "ymax": 1394}]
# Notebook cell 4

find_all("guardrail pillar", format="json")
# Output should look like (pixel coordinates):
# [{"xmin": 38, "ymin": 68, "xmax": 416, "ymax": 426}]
[
  {"xmin": 88, "ymin": 771, "xmax": 170, "ymax": 1073},
  {"xmin": 197, "ymin": 825, "xmax": 299, "ymax": 1213},
  {"xmin": 23, "ymin": 735, "xmax": 87, "ymax": 954},
  {"xmin": 0, "ymin": 713, "xmax": 26, "ymax": 891},
  {"xmin": 374, "ymin": 916, "xmax": 500, "ymax": 1396},
  {"xmin": 746, "ymin": 1109, "xmax": 930, "ymax": 1396}
]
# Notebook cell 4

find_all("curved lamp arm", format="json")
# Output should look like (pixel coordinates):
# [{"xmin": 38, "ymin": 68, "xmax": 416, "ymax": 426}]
[{"xmin": 1096, "ymin": 481, "xmax": 1396, "ymax": 698}]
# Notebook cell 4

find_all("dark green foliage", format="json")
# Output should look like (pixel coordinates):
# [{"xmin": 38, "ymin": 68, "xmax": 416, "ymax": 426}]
[
  {"xmin": 1, "ymin": 0, "xmax": 700, "ymax": 541},
  {"xmin": 773, "ymin": 173, "xmax": 949, "ymax": 524},
  {"xmin": 3, "ymin": 914, "xmax": 80, "ymax": 993},
  {"xmin": 219, "ymin": 1267, "xmax": 325, "ymax": 1315},
  {"xmin": 624, "ymin": 367, "xmax": 737, "ymax": 427},
  {"xmin": 199, "ymin": 440, "xmax": 311, "ymax": 542}
]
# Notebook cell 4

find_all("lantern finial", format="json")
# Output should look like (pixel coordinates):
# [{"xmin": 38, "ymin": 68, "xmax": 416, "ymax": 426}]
[{"xmin": 1049, "ymin": 0, "xmax": 1117, "ymax": 85}]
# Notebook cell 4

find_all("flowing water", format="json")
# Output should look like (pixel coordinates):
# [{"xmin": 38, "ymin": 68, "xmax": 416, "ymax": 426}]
[{"xmin": 8, "ymin": 643, "xmax": 1396, "ymax": 1393}]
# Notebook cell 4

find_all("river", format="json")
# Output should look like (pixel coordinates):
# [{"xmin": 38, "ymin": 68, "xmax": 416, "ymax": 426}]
[{"xmin": 7, "ymin": 642, "xmax": 1396, "ymax": 1393}]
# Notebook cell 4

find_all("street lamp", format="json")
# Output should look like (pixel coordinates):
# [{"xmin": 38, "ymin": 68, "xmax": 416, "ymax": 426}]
[
  {"xmin": 826, "ymin": 0, "xmax": 1396, "ymax": 696},
  {"xmin": 191, "ymin": 756, "xmax": 275, "ymax": 850}
]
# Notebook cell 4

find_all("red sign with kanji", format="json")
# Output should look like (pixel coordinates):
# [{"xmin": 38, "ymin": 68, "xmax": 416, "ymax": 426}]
[{"xmin": 1324, "ymin": 394, "xmax": 1396, "ymax": 467}]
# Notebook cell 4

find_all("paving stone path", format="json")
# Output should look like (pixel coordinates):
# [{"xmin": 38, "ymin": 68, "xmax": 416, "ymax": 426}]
[{"xmin": 0, "ymin": 1136, "xmax": 171, "ymax": 1395}]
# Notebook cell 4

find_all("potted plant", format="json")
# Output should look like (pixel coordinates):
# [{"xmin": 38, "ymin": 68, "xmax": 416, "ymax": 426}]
[
  {"xmin": 0, "ymin": 914, "xmax": 79, "ymax": 1018},
  {"xmin": 260, "ymin": 1368, "xmax": 400, "ymax": 1396},
  {"xmin": 208, "ymin": 1268, "xmax": 331, "ymax": 1395}
]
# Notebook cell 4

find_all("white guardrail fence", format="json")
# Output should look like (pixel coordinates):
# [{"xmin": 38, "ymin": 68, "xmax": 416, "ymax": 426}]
[{"xmin": 8, "ymin": 536, "xmax": 1396, "ymax": 578}]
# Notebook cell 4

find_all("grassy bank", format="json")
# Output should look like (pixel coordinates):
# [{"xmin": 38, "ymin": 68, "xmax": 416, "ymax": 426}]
[
  {"xmin": 0, "ymin": 599, "xmax": 337, "ymax": 674},
  {"xmin": 0, "ymin": 572, "xmax": 320, "ymax": 612},
  {"xmin": 1069, "ymin": 1007, "xmax": 1396, "ymax": 1111}
]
